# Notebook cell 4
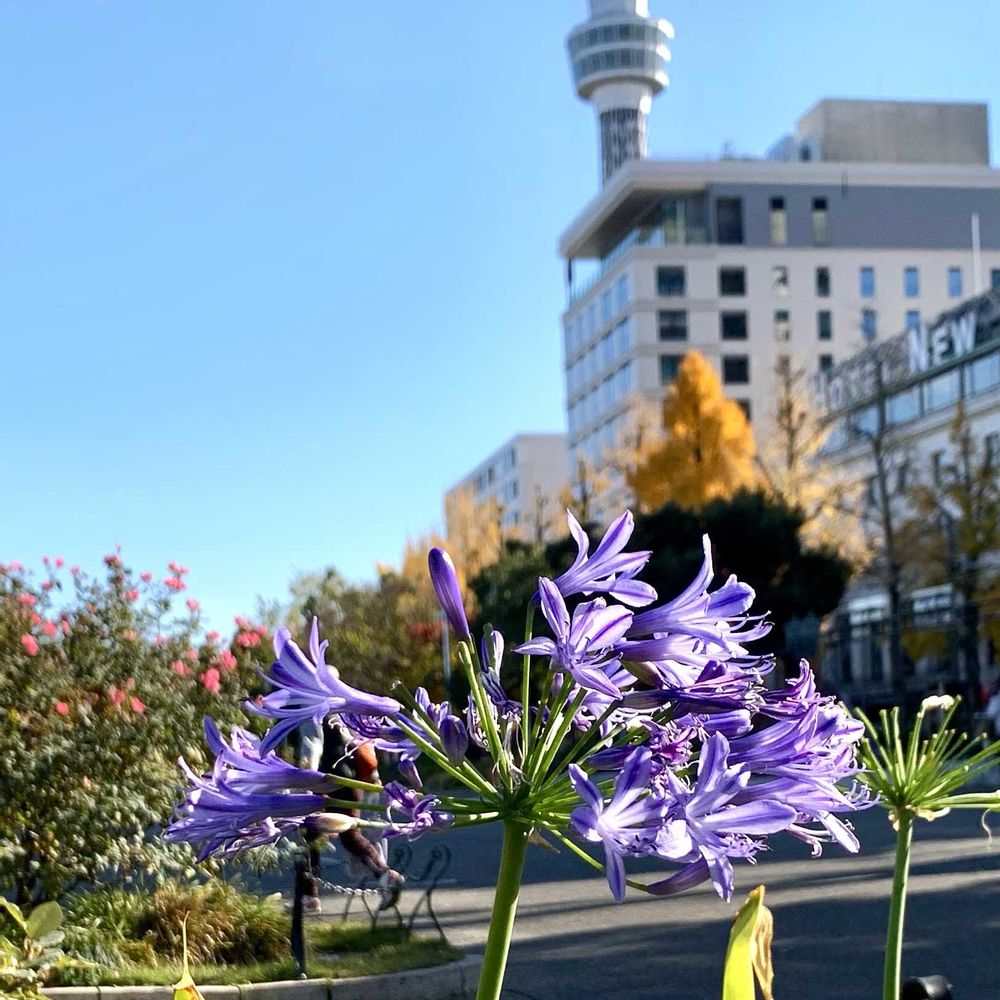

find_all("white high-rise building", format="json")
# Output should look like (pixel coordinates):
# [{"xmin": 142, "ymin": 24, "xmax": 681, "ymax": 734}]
[
  {"xmin": 444, "ymin": 434, "xmax": 568, "ymax": 544},
  {"xmin": 560, "ymin": 26, "xmax": 1000, "ymax": 520}
]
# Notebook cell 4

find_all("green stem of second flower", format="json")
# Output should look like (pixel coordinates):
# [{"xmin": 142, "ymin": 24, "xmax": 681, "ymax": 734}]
[
  {"xmin": 883, "ymin": 811, "xmax": 914, "ymax": 1000},
  {"xmin": 476, "ymin": 821, "xmax": 529, "ymax": 1000}
]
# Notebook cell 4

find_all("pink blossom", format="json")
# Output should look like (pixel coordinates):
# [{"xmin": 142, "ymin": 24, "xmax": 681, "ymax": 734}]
[
  {"xmin": 164, "ymin": 577, "xmax": 186, "ymax": 592},
  {"xmin": 54, "ymin": 557, "xmax": 64, "ymax": 569},
  {"xmin": 107, "ymin": 686, "xmax": 126, "ymax": 707},
  {"xmin": 130, "ymin": 696, "xmax": 145, "ymax": 714},
  {"xmin": 121, "ymin": 629, "xmax": 138, "ymax": 642},
  {"xmin": 20, "ymin": 635, "xmax": 39, "ymax": 656},
  {"xmin": 171, "ymin": 659, "xmax": 189, "ymax": 676},
  {"xmin": 60, "ymin": 620, "xmax": 71, "ymax": 636},
  {"xmin": 41, "ymin": 580, "xmax": 53, "ymax": 591},
  {"xmin": 30, "ymin": 613, "xmax": 41, "ymax": 626},
  {"xmin": 155, "ymin": 634, "xmax": 169, "ymax": 646},
  {"xmin": 217, "ymin": 649, "xmax": 238, "ymax": 672},
  {"xmin": 70, "ymin": 566, "xmax": 80, "ymax": 576},
  {"xmin": 42, "ymin": 555, "xmax": 50, "ymax": 566},
  {"xmin": 200, "ymin": 667, "xmax": 221, "ymax": 694},
  {"xmin": 124, "ymin": 676, "xmax": 135, "ymax": 690},
  {"xmin": 16, "ymin": 594, "xmax": 36, "ymax": 607},
  {"xmin": 8, "ymin": 561, "xmax": 23, "ymax": 572},
  {"xmin": 104, "ymin": 553, "xmax": 122, "ymax": 568},
  {"xmin": 125, "ymin": 589, "xmax": 139, "ymax": 602},
  {"xmin": 206, "ymin": 630, "xmax": 220, "ymax": 644},
  {"xmin": 184, "ymin": 647, "xmax": 198, "ymax": 662},
  {"xmin": 140, "ymin": 572, "xmax": 153, "ymax": 583},
  {"xmin": 236, "ymin": 631, "xmax": 261, "ymax": 648},
  {"xmin": 42, "ymin": 621, "xmax": 57, "ymax": 637},
  {"xmin": 168, "ymin": 561, "xmax": 190, "ymax": 577},
  {"xmin": 186, "ymin": 597, "xmax": 200, "ymax": 612},
  {"xmin": 55, "ymin": 701, "xmax": 70, "ymax": 716}
]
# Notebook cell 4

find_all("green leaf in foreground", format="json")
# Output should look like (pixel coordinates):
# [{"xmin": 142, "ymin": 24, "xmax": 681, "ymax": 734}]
[{"xmin": 722, "ymin": 885, "xmax": 774, "ymax": 1000}]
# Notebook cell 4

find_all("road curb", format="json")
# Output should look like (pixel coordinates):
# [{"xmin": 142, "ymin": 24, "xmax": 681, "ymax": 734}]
[{"xmin": 42, "ymin": 952, "xmax": 483, "ymax": 999}]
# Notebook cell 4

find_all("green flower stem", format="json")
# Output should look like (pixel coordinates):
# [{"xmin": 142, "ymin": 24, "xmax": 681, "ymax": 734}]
[
  {"xmin": 883, "ymin": 812, "xmax": 913, "ymax": 1000},
  {"xmin": 534, "ymin": 690, "xmax": 588, "ymax": 783},
  {"xmin": 521, "ymin": 604, "xmax": 537, "ymax": 765},
  {"xmin": 327, "ymin": 775, "xmax": 384, "ymax": 795},
  {"xmin": 458, "ymin": 641, "xmax": 509, "ymax": 788},
  {"xmin": 525, "ymin": 681, "xmax": 574, "ymax": 781},
  {"xmin": 392, "ymin": 716, "xmax": 496, "ymax": 797},
  {"xmin": 476, "ymin": 821, "xmax": 530, "ymax": 1000}
]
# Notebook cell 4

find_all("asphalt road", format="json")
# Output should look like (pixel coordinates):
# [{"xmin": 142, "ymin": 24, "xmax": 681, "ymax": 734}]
[{"xmin": 310, "ymin": 806, "xmax": 1000, "ymax": 999}]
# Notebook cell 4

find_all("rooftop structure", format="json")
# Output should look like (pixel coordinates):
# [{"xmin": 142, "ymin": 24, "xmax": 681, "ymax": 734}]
[{"xmin": 566, "ymin": 0, "xmax": 674, "ymax": 185}]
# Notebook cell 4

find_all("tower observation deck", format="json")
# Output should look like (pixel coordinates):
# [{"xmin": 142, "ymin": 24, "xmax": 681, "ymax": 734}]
[{"xmin": 567, "ymin": 1, "xmax": 673, "ymax": 186}]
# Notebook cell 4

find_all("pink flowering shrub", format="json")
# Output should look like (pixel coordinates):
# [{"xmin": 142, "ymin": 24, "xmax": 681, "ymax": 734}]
[{"xmin": 0, "ymin": 555, "xmax": 270, "ymax": 904}]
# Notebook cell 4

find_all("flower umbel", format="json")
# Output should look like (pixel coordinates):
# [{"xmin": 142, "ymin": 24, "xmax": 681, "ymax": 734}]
[{"xmin": 168, "ymin": 509, "xmax": 865, "ymax": 1000}]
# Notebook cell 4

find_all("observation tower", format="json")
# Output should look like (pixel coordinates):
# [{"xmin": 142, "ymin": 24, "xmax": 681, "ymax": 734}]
[{"xmin": 566, "ymin": 0, "xmax": 674, "ymax": 185}]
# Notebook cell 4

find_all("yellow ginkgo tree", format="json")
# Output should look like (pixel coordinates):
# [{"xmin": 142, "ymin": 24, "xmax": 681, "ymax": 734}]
[{"xmin": 627, "ymin": 351, "xmax": 757, "ymax": 513}]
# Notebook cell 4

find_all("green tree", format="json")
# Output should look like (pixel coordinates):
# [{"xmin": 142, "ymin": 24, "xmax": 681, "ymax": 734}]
[{"xmin": 286, "ymin": 568, "xmax": 446, "ymax": 699}]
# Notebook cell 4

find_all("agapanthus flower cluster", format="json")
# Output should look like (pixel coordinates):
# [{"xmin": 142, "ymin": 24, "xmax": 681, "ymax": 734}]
[{"xmin": 167, "ymin": 510, "xmax": 866, "ymax": 904}]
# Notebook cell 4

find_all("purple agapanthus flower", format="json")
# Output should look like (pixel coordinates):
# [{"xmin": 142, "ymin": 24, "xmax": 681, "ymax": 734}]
[
  {"xmin": 650, "ymin": 734, "xmax": 798, "ymax": 901},
  {"xmin": 166, "ymin": 762, "xmax": 328, "ymax": 860},
  {"xmin": 383, "ymin": 782, "xmax": 454, "ymax": 840},
  {"xmin": 552, "ymin": 510, "xmax": 657, "ymax": 607},
  {"xmin": 247, "ymin": 618, "xmax": 401, "ymax": 753},
  {"xmin": 569, "ymin": 748, "xmax": 666, "ymax": 901},
  {"xmin": 627, "ymin": 535, "xmax": 771, "ymax": 653},
  {"xmin": 428, "ymin": 547, "xmax": 471, "ymax": 639},
  {"xmin": 480, "ymin": 630, "xmax": 521, "ymax": 718},
  {"xmin": 516, "ymin": 578, "xmax": 632, "ymax": 699},
  {"xmin": 202, "ymin": 718, "xmax": 338, "ymax": 793}
]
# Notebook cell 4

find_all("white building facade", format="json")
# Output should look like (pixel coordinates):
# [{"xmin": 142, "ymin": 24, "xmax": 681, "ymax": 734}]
[
  {"xmin": 559, "ymin": 93, "xmax": 1000, "ymax": 519},
  {"xmin": 816, "ymin": 291, "xmax": 1000, "ymax": 708},
  {"xmin": 444, "ymin": 433, "xmax": 568, "ymax": 544}
]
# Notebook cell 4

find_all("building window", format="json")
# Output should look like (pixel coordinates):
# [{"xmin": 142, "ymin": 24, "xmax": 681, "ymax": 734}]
[
  {"xmin": 986, "ymin": 432, "xmax": 999, "ymax": 469},
  {"xmin": 948, "ymin": 266, "xmax": 963, "ymax": 298},
  {"xmin": 860, "ymin": 266, "xmax": 875, "ymax": 298},
  {"xmin": 587, "ymin": 303, "xmax": 597, "ymax": 336},
  {"xmin": 715, "ymin": 197, "xmax": 744, "ymax": 245},
  {"xmin": 720, "ymin": 311, "xmax": 748, "ymax": 340},
  {"xmin": 819, "ymin": 353, "xmax": 834, "ymax": 374},
  {"xmin": 991, "ymin": 268, "xmax": 1000, "ymax": 291},
  {"xmin": 811, "ymin": 197, "xmax": 829, "ymax": 245},
  {"xmin": 601, "ymin": 331, "xmax": 614, "ymax": 366},
  {"xmin": 615, "ymin": 274, "xmax": 629, "ymax": 312},
  {"xmin": 774, "ymin": 309, "xmax": 791, "ymax": 342},
  {"xmin": 769, "ymin": 196, "xmax": 788, "ymax": 246},
  {"xmin": 614, "ymin": 318, "xmax": 632, "ymax": 354},
  {"xmin": 817, "ymin": 310, "xmax": 832, "ymax": 341},
  {"xmin": 657, "ymin": 266, "xmax": 686, "ymax": 296},
  {"xmin": 736, "ymin": 399, "xmax": 752, "ymax": 421},
  {"xmin": 861, "ymin": 308, "xmax": 877, "ymax": 342},
  {"xmin": 658, "ymin": 309, "xmax": 688, "ymax": 341},
  {"xmin": 904, "ymin": 267, "xmax": 919, "ymax": 298},
  {"xmin": 601, "ymin": 289, "xmax": 612, "ymax": 325},
  {"xmin": 722, "ymin": 355, "xmax": 750, "ymax": 385},
  {"xmin": 906, "ymin": 310, "xmax": 921, "ymax": 331},
  {"xmin": 932, "ymin": 450, "xmax": 946, "ymax": 485},
  {"xmin": 815, "ymin": 266, "xmax": 831, "ymax": 297},
  {"xmin": 660, "ymin": 354, "xmax": 683, "ymax": 384},
  {"xmin": 718, "ymin": 266, "xmax": 746, "ymax": 296},
  {"xmin": 772, "ymin": 265, "xmax": 789, "ymax": 296}
]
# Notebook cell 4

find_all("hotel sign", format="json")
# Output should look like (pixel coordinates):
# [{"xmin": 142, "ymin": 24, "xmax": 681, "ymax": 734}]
[{"xmin": 818, "ymin": 291, "xmax": 1000, "ymax": 414}]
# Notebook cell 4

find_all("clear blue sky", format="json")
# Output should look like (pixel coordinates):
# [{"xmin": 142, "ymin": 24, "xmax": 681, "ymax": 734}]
[{"xmin": 2, "ymin": 1, "xmax": 998, "ymax": 631}]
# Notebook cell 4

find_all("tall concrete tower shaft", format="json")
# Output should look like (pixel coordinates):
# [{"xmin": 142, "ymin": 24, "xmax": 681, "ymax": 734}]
[{"xmin": 567, "ymin": 0, "xmax": 673, "ymax": 185}]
